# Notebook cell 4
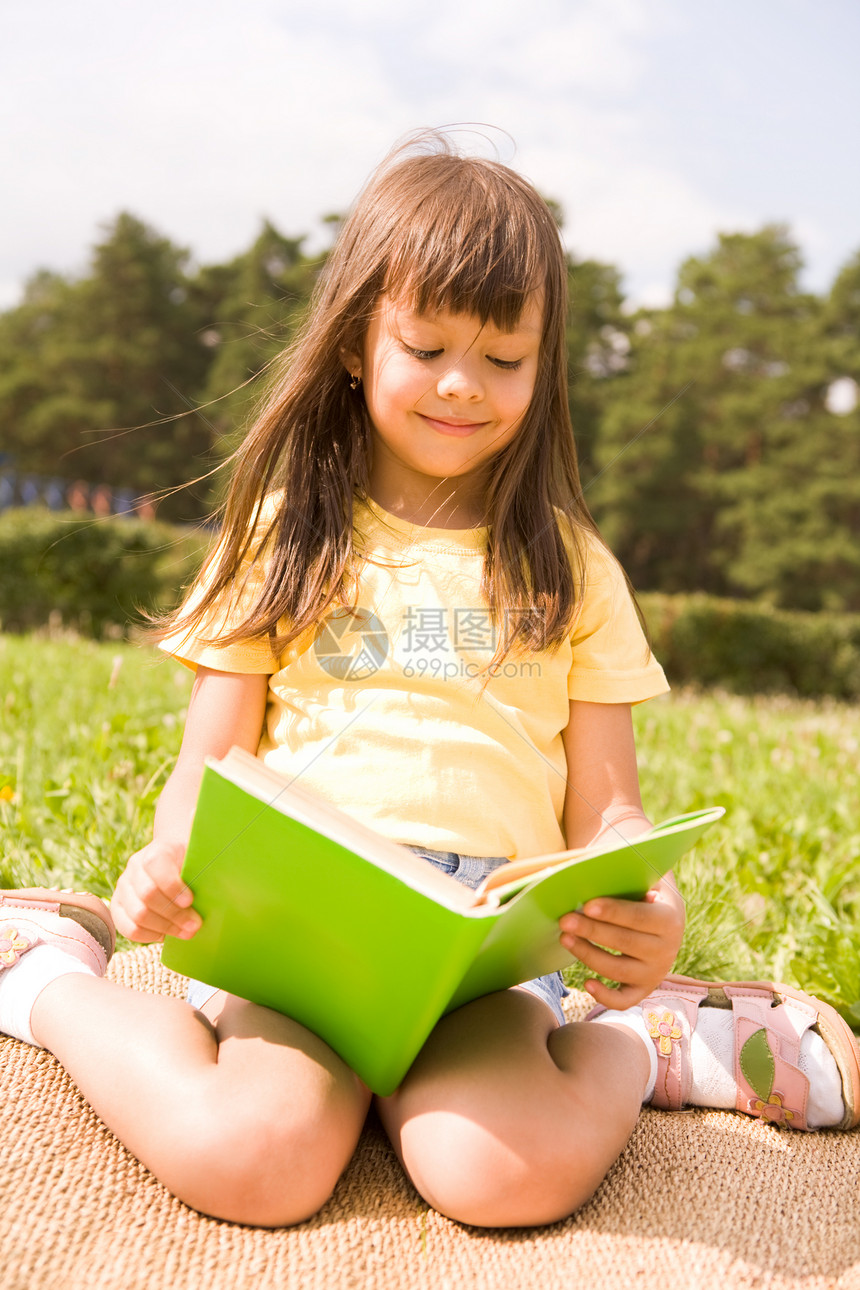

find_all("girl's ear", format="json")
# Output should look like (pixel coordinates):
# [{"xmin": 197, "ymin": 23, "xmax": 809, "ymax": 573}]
[{"xmin": 340, "ymin": 346, "xmax": 361, "ymax": 382}]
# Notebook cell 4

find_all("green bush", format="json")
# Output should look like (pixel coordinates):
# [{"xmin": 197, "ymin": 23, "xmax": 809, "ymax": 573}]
[
  {"xmin": 4, "ymin": 511, "xmax": 858, "ymax": 697},
  {"xmin": 0, "ymin": 508, "xmax": 209, "ymax": 636},
  {"xmin": 641, "ymin": 592, "xmax": 860, "ymax": 699}
]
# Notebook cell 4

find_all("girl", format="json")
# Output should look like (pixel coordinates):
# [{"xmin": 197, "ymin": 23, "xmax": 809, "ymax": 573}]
[{"xmin": 1, "ymin": 136, "xmax": 857, "ymax": 1229}]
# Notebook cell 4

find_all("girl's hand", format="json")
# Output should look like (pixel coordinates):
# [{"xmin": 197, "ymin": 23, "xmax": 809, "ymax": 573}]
[
  {"xmin": 558, "ymin": 875, "xmax": 686, "ymax": 1009},
  {"xmin": 110, "ymin": 668, "xmax": 269, "ymax": 944},
  {"xmin": 111, "ymin": 840, "xmax": 201, "ymax": 944}
]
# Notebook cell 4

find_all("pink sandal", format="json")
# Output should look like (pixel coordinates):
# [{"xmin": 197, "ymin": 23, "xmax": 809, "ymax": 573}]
[
  {"xmin": 639, "ymin": 974, "xmax": 860, "ymax": 1131},
  {"xmin": 0, "ymin": 888, "xmax": 116, "ymax": 976}
]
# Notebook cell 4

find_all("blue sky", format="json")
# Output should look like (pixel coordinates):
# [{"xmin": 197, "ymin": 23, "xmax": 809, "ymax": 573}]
[{"xmin": 2, "ymin": 0, "xmax": 857, "ymax": 310}]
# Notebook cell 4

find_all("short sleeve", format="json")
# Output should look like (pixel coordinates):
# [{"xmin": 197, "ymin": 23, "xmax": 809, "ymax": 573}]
[
  {"xmin": 567, "ymin": 538, "xmax": 669, "ymax": 704},
  {"xmin": 159, "ymin": 502, "xmax": 284, "ymax": 675}
]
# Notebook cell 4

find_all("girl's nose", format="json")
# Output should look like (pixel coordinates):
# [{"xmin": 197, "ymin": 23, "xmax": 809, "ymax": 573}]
[{"xmin": 436, "ymin": 357, "xmax": 483, "ymax": 401}]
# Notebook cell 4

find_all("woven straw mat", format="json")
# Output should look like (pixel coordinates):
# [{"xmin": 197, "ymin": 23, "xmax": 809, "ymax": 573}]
[{"xmin": 1, "ymin": 946, "xmax": 859, "ymax": 1290}]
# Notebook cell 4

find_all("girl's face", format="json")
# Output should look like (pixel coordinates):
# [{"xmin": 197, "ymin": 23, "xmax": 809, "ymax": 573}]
[{"xmin": 351, "ymin": 294, "xmax": 543, "ymax": 526}]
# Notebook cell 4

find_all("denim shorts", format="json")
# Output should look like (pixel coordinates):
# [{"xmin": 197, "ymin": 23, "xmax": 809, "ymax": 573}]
[
  {"xmin": 406, "ymin": 848, "xmax": 568, "ymax": 1026},
  {"xmin": 186, "ymin": 847, "xmax": 568, "ymax": 1027}
]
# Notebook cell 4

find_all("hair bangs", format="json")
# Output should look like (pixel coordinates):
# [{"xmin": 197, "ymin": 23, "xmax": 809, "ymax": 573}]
[{"xmin": 380, "ymin": 160, "xmax": 554, "ymax": 332}]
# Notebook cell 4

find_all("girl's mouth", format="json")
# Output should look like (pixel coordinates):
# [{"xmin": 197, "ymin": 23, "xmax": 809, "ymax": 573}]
[{"xmin": 419, "ymin": 415, "xmax": 487, "ymax": 437}]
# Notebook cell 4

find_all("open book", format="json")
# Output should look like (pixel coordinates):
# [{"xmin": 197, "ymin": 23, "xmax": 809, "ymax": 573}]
[{"xmin": 162, "ymin": 747, "xmax": 724, "ymax": 1093}]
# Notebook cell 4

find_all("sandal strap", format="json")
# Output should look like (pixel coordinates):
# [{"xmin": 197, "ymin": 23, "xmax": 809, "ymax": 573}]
[
  {"xmin": 723, "ymin": 985, "xmax": 815, "ymax": 1130},
  {"xmin": 639, "ymin": 974, "xmax": 860, "ymax": 1130},
  {"xmin": 643, "ymin": 981, "xmax": 709, "ymax": 1110},
  {"xmin": 0, "ymin": 889, "xmax": 114, "ymax": 976}
]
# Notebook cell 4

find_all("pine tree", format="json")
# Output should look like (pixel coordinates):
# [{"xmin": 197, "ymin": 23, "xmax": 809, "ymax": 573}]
[
  {"xmin": 588, "ymin": 226, "xmax": 859, "ymax": 608},
  {"xmin": 191, "ymin": 222, "xmax": 320, "ymax": 477},
  {"xmin": 0, "ymin": 215, "xmax": 213, "ymax": 520}
]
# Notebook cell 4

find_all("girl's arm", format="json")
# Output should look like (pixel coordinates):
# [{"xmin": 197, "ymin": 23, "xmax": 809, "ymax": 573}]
[
  {"xmin": 111, "ymin": 667, "xmax": 269, "ymax": 944},
  {"xmin": 558, "ymin": 700, "xmax": 685, "ymax": 1008}
]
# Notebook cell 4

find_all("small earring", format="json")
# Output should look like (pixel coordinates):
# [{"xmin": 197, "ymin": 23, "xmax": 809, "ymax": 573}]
[{"xmin": 349, "ymin": 373, "xmax": 362, "ymax": 391}]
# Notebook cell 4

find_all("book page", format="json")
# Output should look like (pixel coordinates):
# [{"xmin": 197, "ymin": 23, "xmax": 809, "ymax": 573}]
[
  {"xmin": 472, "ymin": 828, "xmax": 655, "ymax": 906},
  {"xmin": 472, "ymin": 847, "xmax": 587, "ymax": 902}
]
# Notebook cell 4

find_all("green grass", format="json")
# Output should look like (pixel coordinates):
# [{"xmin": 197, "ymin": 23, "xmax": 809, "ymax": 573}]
[
  {"xmin": 1, "ymin": 634, "xmax": 858, "ymax": 1025},
  {"xmin": 633, "ymin": 690, "xmax": 860, "ymax": 1024},
  {"xmin": 0, "ymin": 634, "xmax": 191, "ymax": 898}
]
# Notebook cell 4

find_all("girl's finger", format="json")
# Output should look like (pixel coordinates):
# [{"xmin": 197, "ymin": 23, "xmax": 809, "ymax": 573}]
[
  {"xmin": 112, "ymin": 862, "xmax": 199, "ymax": 941},
  {"xmin": 110, "ymin": 894, "xmax": 162, "ymax": 943},
  {"xmin": 561, "ymin": 935, "xmax": 650, "ymax": 986},
  {"xmin": 583, "ymin": 977, "xmax": 652, "ymax": 1010},
  {"xmin": 129, "ymin": 868, "xmax": 194, "ymax": 923},
  {"xmin": 576, "ymin": 893, "xmax": 675, "ymax": 932},
  {"xmin": 560, "ymin": 911, "xmax": 665, "ymax": 958},
  {"xmin": 113, "ymin": 872, "xmax": 183, "ymax": 927},
  {"xmin": 138, "ymin": 846, "xmax": 193, "ymax": 907},
  {"xmin": 110, "ymin": 890, "xmax": 200, "ymax": 943},
  {"xmin": 116, "ymin": 844, "xmax": 193, "ymax": 923}
]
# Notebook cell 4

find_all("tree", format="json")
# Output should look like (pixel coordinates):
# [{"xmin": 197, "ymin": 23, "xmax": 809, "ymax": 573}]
[
  {"xmin": 3, "ymin": 208, "xmax": 855, "ymax": 609},
  {"xmin": 191, "ymin": 222, "xmax": 321, "ymax": 476},
  {"xmin": 823, "ymin": 250, "xmax": 860, "ymax": 382},
  {"xmin": 588, "ymin": 226, "xmax": 860, "ymax": 608},
  {"xmin": 564, "ymin": 257, "xmax": 630, "ymax": 493},
  {"xmin": 0, "ymin": 216, "xmax": 214, "ymax": 520}
]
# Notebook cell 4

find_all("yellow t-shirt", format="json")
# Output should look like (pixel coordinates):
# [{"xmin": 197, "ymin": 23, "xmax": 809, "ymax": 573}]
[{"xmin": 160, "ymin": 495, "xmax": 668, "ymax": 859}]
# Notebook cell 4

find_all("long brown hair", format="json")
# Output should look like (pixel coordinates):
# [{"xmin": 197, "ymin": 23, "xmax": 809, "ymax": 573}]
[{"xmin": 161, "ymin": 132, "xmax": 603, "ymax": 664}]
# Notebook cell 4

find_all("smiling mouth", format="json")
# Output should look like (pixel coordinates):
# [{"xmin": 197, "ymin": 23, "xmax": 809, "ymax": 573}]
[{"xmin": 419, "ymin": 414, "xmax": 488, "ymax": 437}]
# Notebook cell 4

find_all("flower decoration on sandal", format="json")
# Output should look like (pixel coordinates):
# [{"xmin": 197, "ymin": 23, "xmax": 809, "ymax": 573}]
[
  {"xmin": 740, "ymin": 1026, "xmax": 801, "ymax": 1126},
  {"xmin": 645, "ymin": 1007, "xmax": 683, "ymax": 1058},
  {"xmin": 0, "ymin": 926, "xmax": 34, "ymax": 967},
  {"xmin": 0, "ymin": 889, "xmax": 116, "ymax": 978},
  {"xmin": 632, "ymin": 974, "xmax": 860, "ymax": 1131},
  {"xmin": 749, "ymin": 1091, "xmax": 797, "ymax": 1126}
]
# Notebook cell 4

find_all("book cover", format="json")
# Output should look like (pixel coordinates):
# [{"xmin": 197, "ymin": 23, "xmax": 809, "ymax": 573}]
[{"xmin": 163, "ymin": 749, "xmax": 724, "ymax": 1093}]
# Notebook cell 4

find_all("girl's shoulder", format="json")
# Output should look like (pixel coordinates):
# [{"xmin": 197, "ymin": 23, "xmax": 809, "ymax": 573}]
[
  {"xmin": 551, "ymin": 510, "xmax": 646, "ymax": 650},
  {"xmin": 186, "ymin": 490, "xmax": 287, "ymax": 606}
]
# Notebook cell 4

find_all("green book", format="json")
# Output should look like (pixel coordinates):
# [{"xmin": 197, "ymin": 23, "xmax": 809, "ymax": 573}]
[{"xmin": 162, "ymin": 748, "xmax": 724, "ymax": 1094}]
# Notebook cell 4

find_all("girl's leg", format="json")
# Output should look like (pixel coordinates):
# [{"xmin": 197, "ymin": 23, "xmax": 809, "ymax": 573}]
[
  {"xmin": 31, "ymin": 976, "xmax": 371, "ymax": 1226},
  {"xmin": 378, "ymin": 976, "xmax": 860, "ymax": 1229},
  {"xmin": 593, "ymin": 975, "xmax": 859, "ymax": 1130},
  {"xmin": 377, "ymin": 989, "xmax": 649, "ymax": 1229}
]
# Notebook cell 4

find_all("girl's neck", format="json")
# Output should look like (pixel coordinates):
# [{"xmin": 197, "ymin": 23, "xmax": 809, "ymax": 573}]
[
  {"xmin": 367, "ymin": 486, "xmax": 485, "ymax": 531},
  {"xmin": 367, "ymin": 465, "xmax": 488, "ymax": 531}
]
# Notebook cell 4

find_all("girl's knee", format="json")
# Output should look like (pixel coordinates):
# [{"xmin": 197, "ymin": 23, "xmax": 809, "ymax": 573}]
[
  {"xmin": 397, "ymin": 1113, "xmax": 598, "ymax": 1228},
  {"xmin": 166, "ymin": 1103, "xmax": 359, "ymax": 1226}
]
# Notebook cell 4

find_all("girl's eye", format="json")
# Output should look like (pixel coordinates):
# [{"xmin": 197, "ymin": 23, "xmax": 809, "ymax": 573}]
[
  {"xmin": 489, "ymin": 357, "xmax": 524, "ymax": 371},
  {"xmin": 405, "ymin": 345, "xmax": 443, "ymax": 360},
  {"xmin": 403, "ymin": 343, "xmax": 524, "ymax": 370}
]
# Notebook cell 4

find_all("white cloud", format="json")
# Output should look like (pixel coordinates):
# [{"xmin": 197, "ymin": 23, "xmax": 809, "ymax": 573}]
[
  {"xmin": 416, "ymin": 0, "xmax": 651, "ymax": 95},
  {"xmin": 1, "ymin": 0, "xmax": 403, "ymax": 277},
  {"xmin": 0, "ymin": 0, "xmax": 856, "ymax": 312}
]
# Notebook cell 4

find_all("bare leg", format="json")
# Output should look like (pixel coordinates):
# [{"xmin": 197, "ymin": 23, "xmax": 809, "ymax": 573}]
[
  {"xmin": 377, "ymin": 989, "xmax": 649, "ymax": 1228},
  {"xmin": 31, "ymin": 975, "xmax": 371, "ymax": 1226}
]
